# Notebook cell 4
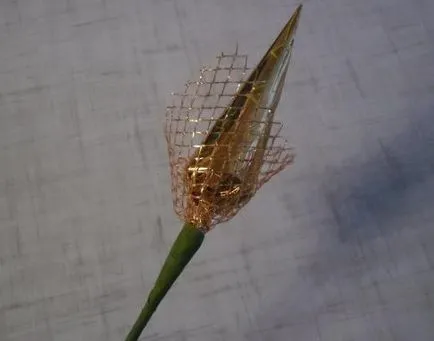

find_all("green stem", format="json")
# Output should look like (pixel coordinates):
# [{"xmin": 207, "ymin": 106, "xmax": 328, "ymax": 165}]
[{"xmin": 124, "ymin": 222, "xmax": 205, "ymax": 341}]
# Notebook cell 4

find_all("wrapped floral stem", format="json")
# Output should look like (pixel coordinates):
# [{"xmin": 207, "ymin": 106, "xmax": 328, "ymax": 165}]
[
  {"xmin": 124, "ymin": 5, "xmax": 303, "ymax": 340},
  {"xmin": 125, "ymin": 223, "xmax": 203, "ymax": 341}
]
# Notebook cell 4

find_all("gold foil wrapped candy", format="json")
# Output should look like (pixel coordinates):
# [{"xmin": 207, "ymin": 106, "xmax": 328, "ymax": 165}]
[{"xmin": 165, "ymin": 5, "xmax": 302, "ymax": 230}]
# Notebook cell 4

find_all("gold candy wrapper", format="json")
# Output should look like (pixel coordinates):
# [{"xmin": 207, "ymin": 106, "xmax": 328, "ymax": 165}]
[{"xmin": 165, "ymin": 5, "xmax": 302, "ymax": 230}]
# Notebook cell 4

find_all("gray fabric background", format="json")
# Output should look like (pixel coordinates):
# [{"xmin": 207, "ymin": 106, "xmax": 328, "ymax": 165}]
[{"xmin": 1, "ymin": 0, "xmax": 434, "ymax": 340}]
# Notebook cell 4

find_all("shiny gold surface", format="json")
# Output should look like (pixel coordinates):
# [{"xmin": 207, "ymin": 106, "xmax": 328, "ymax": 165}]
[{"xmin": 165, "ymin": 5, "xmax": 302, "ymax": 230}]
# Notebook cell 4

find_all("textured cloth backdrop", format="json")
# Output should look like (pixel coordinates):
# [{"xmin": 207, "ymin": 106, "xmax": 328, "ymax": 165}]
[{"xmin": 1, "ymin": 0, "xmax": 434, "ymax": 340}]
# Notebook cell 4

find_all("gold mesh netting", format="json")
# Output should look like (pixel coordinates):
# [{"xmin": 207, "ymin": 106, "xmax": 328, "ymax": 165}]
[{"xmin": 164, "ymin": 47, "xmax": 295, "ymax": 231}]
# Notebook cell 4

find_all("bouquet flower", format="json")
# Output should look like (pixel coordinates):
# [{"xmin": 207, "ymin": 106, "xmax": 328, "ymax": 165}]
[{"xmin": 125, "ymin": 5, "xmax": 303, "ymax": 340}]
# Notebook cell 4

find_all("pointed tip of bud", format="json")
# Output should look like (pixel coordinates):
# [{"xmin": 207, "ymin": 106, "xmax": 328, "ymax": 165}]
[
  {"xmin": 252, "ymin": 4, "xmax": 303, "ymax": 73},
  {"xmin": 296, "ymin": 3, "xmax": 303, "ymax": 13},
  {"xmin": 279, "ymin": 3, "xmax": 303, "ymax": 46},
  {"xmin": 242, "ymin": 4, "xmax": 303, "ymax": 96},
  {"xmin": 293, "ymin": 4, "xmax": 303, "ymax": 20}
]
